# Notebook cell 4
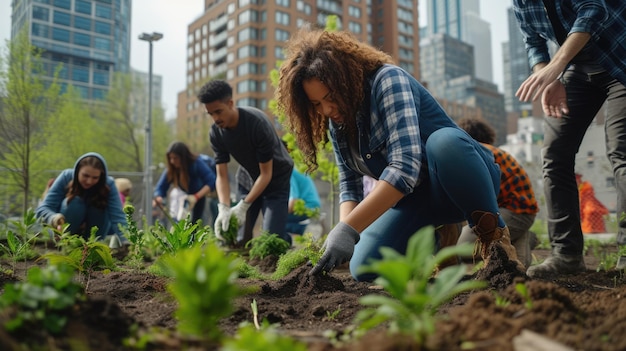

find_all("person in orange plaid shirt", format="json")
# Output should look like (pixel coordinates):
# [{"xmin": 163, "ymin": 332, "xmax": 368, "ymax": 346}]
[{"xmin": 456, "ymin": 117, "xmax": 539, "ymax": 268}]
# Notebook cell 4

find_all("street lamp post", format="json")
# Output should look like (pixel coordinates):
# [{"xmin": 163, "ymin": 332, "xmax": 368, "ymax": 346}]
[{"xmin": 139, "ymin": 32, "xmax": 163, "ymax": 227}]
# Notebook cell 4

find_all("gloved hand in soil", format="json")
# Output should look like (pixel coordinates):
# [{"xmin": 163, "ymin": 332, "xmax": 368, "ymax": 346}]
[
  {"xmin": 309, "ymin": 222, "xmax": 360, "ymax": 276},
  {"xmin": 231, "ymin": 199, "xmax": 250, "ymax": 225},
  {"xmin": 214, "ymin": 203, "xmax": 232, "ymax": 241}
]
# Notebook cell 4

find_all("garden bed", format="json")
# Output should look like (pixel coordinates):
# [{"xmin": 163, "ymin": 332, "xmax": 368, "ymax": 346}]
[{"xmin": 1, "ymin": 239, "xmax": 625, "ymax": 351}]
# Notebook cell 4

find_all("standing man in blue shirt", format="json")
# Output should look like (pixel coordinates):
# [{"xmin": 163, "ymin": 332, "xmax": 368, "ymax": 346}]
[{"xmin": 514, "ymin": 0, "xmax": 626, "ymax": 278}]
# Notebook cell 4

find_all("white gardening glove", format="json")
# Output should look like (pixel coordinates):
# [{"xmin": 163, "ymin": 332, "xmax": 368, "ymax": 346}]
[
  {"xmin": 50, "ymin": 213, "xmax": 65, "ymax": 229},
  {"xmin": 231, "ymin": 199, "xmax": 251, "ymax": 225},
  {"xmin": 186, "ymin": 194, "xmax": 198, "ymax": 210},
  {"xmin": 214, "ymin": 203, "xmax": 232, "ymax": 241},
  {"xmin": 310, "ymin": 222, "xmax": 360, "ymax": 276}
]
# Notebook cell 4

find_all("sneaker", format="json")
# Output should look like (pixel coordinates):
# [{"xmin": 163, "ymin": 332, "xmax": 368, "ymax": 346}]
[{"xmin": 527, "ymin": 253, "xmax": 586, "ymax": 279}]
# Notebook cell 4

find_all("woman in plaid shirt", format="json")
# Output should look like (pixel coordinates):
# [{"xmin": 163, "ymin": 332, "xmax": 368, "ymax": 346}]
[{"xmin": 276, "ymin": 28, "xmax": 523, "ymax": 281}]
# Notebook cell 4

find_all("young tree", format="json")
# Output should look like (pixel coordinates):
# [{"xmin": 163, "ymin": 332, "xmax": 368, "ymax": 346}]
[{"xmin": 0, "ymin": 29, "xmax": 63, "ymax": 214}]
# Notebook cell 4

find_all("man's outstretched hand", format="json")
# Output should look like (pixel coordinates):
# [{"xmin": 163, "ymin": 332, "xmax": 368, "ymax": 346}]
[{"xmin": 309, "ymin": 222, "xmax": 360, "ymax": 276}]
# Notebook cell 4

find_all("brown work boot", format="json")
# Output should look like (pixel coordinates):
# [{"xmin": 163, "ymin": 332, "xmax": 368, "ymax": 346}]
[
  {"xmin": 436, "ymin": 222, "xmax": 464, "ymax": 269},
  {"xmin": 470, "ymin": 211, "xmax": 525, "ymax": 270}
]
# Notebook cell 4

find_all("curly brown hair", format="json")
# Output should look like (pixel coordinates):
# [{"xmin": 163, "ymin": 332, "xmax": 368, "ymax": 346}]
[
  {"xmin": 275, "ymin": 28, "xmax": 394, "ymax": 172},
  {"xmin": 456, "ymin": 117, "xmax": 496, "ymax": 145}
]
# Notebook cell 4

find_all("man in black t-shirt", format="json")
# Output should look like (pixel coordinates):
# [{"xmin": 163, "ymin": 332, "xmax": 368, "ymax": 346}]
[{"xmin": 197, "ymin": 80, "xmax": 294, "ymax": 246}]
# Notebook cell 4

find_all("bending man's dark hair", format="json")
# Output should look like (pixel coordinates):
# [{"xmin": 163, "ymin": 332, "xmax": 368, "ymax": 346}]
[{"xmin": 197, "ymin": 79, "xmax": 233, "ymax": 104}]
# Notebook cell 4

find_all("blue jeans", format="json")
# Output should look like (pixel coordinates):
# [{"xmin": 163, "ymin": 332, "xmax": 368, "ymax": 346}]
[
  {"xmin": 286, "ymin": 213, "xmax": 309, "ymax": 235},
  {"xmin": 351, "ymin": 127, "xmax": 502, "ymax": 281},
  {"xmin": 543, "ymin": 67, "xmax": 626, "ymax": 254},
  {"xmin": 62, "ymin": 197, "xmax": 114, "ymax": 240},
  {"xmin": 238, "ymin": 183, "xmax": 291, "ymax": 246}
]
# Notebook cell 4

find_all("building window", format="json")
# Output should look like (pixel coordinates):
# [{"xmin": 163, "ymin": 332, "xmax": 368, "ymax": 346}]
[
  {"xmin": 275, "ymin": 11, "xmax": 290, "ymax": 25},
  {"xmin": 52, "ymin": 27, "xmax": 70, "ymax": 42},
  {"xmin": 73, "ymin": 32, "xmax": 91, "ymax": 47},
  {"xmin": 275, "ymin": 28, "xmax": 289, "ymax": 41},
  {"xmin": 93, "ymin": 88, "xmax": 106, "ymax": 100},
  {"xmin": 238, "ymin": 28, "xmax": 258, "ymax": 42},
  {"xmin": 94, "ymin": 37, "xmax": 110, "ymax": 51},
  {"xmin": 32, "ymin": 23, "xmax": 49, "ymax": 38},
  {"xmin": 274, "ymin": 46, "xmax": 284, "ymax": 59},
  {"xmin": 75, "ymin": 0, "xmax": 92, "ymax": 15},
  {"xmin": 606, "ymin": 177, "xmax": 615, "ymax": 188},
  {"xmin": 74, "ymin": 16, "xmax": 91, "ymax": 31},
  {"xmin": 587, "ymin": 151, "xmax": 595, "ymax": 168},
  {"xmin": 53, "ymin": 0, "xmax": 71, "ymax": 9},
  {"xmin": 348, "ymin": 5, "xmax": 361, "ymax": 18},
  {"xmin": 72, "ymin": 67, "xmax": 90, "ymax": 83},
  {"xmin": 95, "ymin": 4, "xmax": 112, "ymax": 19},
  {"xmin": 93, "ymin": 71, "xmax": 109, "ymax": 85},
  {"xmin": 276, "ymin": 0, "xmax": 289, "ymax": 8},
  {"xmin": 348, "ymin": 21, "xmax": 362, "ymax": 34},
  {"xmin": 32, "ymin": 6, "xmax": 49, "ymax": 21},
  {"xmin": 53, "ymin": 11, "xmax": 71, "ymax": 26},
  {"xmin": 94, "ymin": 21, "xmax": 111, "ymax": 35}
]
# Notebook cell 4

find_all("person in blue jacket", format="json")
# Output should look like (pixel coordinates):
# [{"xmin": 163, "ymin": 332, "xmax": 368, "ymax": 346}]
[
  {"xmin": 153, "ymin": 141, "xmax": 217, "ymax": 224},
  {"xmin": 276, "ymin": 28, "xmax": 522, "ymax": 281},
  {"xmin": 286, "ymin": 168, "xmax": 322, "ymax": 235},
  {"xmin": 36, "ymin": 152, "xmax": 128, "ymax": 243}
]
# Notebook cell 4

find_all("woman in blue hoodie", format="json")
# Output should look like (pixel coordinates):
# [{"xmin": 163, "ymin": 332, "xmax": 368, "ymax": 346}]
[{"xmin": 36, "ymin": 152, "xmax": 128, "ymax": 242}]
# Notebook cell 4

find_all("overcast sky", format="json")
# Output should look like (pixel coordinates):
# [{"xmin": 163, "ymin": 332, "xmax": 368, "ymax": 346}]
[{"xmin": 0, "ymin": 0, "xmax": 513, "ymax": 119}]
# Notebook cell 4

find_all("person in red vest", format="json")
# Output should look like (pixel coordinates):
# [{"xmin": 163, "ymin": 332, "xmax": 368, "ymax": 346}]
[{"xmin": 576, "ymin": 173, "xmax": 608, "ymax": 234}]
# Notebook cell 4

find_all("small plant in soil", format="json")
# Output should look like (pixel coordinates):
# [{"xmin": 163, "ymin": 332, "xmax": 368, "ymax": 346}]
[
  {"xmin": 149, "ymin": 216, "xmax": 211, "ymax": 255},
  {"xmin": 355, "ymin": 225, "xmax": 486, "ymax": 345},
  {"xmin": 271, "ymin": 233, "xmax": 322, "ymax": 279},
  {"xmin": 0, "ymin": 263, "xmax": 84, "ymax": 334},
  {"xmin": 246, "ymin": 232, "xmax": 291, "ymax": 260},
  {"xmin": 158, "ymin": 243, "xmax": 243, "ymax": 343},
  {"xmin": 39, "ymin": 227, "xmax": 115, "ymax": 287},
  {"xmin": 0, "ymin": 208, "xmax": 41, "ymax": 272}
]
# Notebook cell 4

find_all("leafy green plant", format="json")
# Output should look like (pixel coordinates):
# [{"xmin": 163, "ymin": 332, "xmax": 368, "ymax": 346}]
[
  {"xmin": 355, "ymin": 226, "xmax": 486, "ymax": 344},
  {"xmin": 0, "ymin": 264, "xmax": 84, "ymax": 334},
  {"xmin": 326, "ymin": 307, "xmax": 341, "ymax": 321},
  {"xmin": 0, "ymin": 209, "xmax": 42, "ymax": 271},
  {"xmin": 149, "ymin": 216, "xmax": 210, "ymax": 254},
  {"xmin": 221, "ymin": 322, "xmax": 308, "ymax": 351},
  {"xmin": 493, "ymin": 292, "xmax": 511, "ymax": 307},
  {"xmin": 158, "ymin": 243, "xmax": 243, "ymax": 342},
  {"xmin": 121, "ymin": 204, "xmax": 145, "ymax": 266},
  {"xmin": 271, "ymin": 234, "xmax": 322, "ymax": 279},
  {"xmin": 515, "ymin": 282, "xmax": 533, "ymax": 310},
  {"xmin": 246, "ymin": 232, "xmax": 291, "ymax": 260},
  {"xmin": 39, "ymin": 227, "xmax": 115, "ymax": 287},
  {"xmin": 220, "ymin": 215, "xmax": 240, "ymax": 247}
]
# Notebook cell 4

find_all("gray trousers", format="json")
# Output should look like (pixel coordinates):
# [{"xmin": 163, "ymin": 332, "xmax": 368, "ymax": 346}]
[{"xmin": 544, "ymin": 67, "xmax": 626, "ymax": 254}]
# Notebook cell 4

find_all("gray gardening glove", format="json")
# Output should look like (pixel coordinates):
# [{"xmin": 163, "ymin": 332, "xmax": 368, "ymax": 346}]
[{"xmin": 309, "ymin": 222, "xmax": 360, "ymax": 276}]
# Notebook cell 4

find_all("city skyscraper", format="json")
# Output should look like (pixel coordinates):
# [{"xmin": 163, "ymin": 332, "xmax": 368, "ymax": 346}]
[
  {"xmin": 176, "ymin": 0, "xmax": 422, "ymax": 151},
  {"xmin": 503, "ymin": 7, "xmax": 532, "ymax": 114},
  {"xmin": 424, "ymin": 0, "xmax": 492, "ymax": 82},
  {"xmin": 9, "ymin": 0, "xmax": 132, "ymax": 100}
]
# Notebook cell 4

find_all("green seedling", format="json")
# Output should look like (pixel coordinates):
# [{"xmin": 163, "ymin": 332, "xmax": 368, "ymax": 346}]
[
  {"xmin": 271, "ymin": 234, "xmax": 322, "ymax": 279},
  {"xmin": 326, "ymin": 307, "xmax": 341, "ymax": 321},
  {"xmin": 220, "ymin": 215, "xmax": 240, "ymax": 247},
  {"xmin": 515, "ymin": 282, "xmax": 533, "ymax": 310},
  {"xmin": 39, "ymin": 227, "xmax": 115, "ymax": 287},
  {"xmin": 221, "ymin": 322, "xmax": 308, "ymax": 351},
  {"xmin": 355, "ymin": 226, "xmax": 486, "ymax": 344},
  {"xmin": 493, "ymin": 292, "xmax": 511, "ymax": 307},
  {"xmin": 158, "ymin": 243, "xmax": 243, "ymax": 342},
  {"xmin": 149, "ymin": 216, "xmax": 210, "ymax": 254},
  {"xmin": 246, "ymin": 232, "xmax": 291, "ymax": 260},
  {"xmin": 0, "ymin": 264, "xmax": 84, "ymax": 334}
]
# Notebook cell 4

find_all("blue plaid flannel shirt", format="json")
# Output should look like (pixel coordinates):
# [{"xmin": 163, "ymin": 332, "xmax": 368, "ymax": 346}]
[
  {"xmin": 513, "ymin": 0, "xmax": 626, "ymax": 85},
  {"xmin": 330, "ymin": 65, "xmax": 458, "ymax": 203}
]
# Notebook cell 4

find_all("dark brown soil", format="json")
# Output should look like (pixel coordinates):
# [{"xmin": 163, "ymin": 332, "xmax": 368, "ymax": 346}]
[{"xmin": 1, "ymin": 242, "xmax": 625, "ymax": 351}]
